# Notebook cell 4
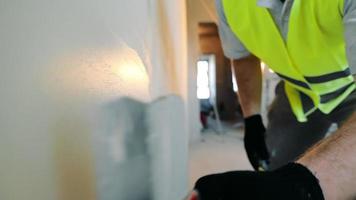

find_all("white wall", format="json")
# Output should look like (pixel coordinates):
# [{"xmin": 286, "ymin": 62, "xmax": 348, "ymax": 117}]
[{"xmin": 0, "ymin": 0, "xmax": 188, "ymax": 199}]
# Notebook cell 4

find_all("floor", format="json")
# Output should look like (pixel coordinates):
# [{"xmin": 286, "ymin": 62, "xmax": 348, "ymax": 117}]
[{"xmin": 188, "ymin": 125, "xmax": 253, "ymax": 188}]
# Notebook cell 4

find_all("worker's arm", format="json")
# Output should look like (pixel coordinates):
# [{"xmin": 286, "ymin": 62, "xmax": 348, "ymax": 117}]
[
  {"xmin": 216, "ymin": 0, "xmax": 261, "ymax": 116},
  {"xmin": 232, "ymin": 55, "xmax": 269, "ymax": 171},
  {"xmin": 191, "ymin": 114, "xmax": 356, "ymax": 200},
  {"xmin": 216, "ymin": 0, "xmax": 268, "ymax": 170},
  {"xmin": 297, "ymin": 112, "xmax": 356, "ymax": 199},
  {"xmin": 302, "ymin": 3, "xmax": 356, "ymax": 198},
  {"xmin": 232, "ymin": 55, "xmax": 262, "ymax": 117},
  {"xmin": 192, "ymin": 114, "xmax": 356, "ymax": 200}
]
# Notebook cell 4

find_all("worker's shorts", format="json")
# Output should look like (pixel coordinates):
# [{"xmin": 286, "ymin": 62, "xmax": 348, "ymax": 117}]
[{"xmin": 266, "ymin": 81, "xmax": 356, "ymax": 170}]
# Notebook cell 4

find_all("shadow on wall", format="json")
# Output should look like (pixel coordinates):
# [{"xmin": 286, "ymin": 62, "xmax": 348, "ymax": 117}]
[
  {"xmin": 156, "ymin": 0, "xmax": 178, "ymax": 93},
  {"xmin": 149, "ymin": 0, "xmax": 187, "ymax": 98}
]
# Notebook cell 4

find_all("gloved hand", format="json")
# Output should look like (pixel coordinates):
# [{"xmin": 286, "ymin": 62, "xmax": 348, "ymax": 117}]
[
  {"xmin": 193, "ymin": 163, "xmax": 325, "ymax": 200},
  {"xmin": 244, "ymin": 114, "xmax": 270, "ymax": 171}
]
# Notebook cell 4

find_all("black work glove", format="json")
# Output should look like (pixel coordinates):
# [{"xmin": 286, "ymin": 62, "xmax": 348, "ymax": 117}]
[
  {"xmin": 244, "ymin": 114, "xmax": 270, "ymax": 171},
  {"xmin": 194, "ymin": 163, "xmax": 325, "ymax": 200}
]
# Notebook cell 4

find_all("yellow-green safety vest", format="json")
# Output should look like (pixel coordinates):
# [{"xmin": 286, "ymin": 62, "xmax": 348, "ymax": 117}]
[{"xmin": 222, "ymin": 0, "xmax": 356, "ymax": 122}]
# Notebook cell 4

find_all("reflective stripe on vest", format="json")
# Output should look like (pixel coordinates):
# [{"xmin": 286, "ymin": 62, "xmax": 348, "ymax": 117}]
[{"xmin": 222, "ymin": 0, "xmax": 355, "ymax": 122}]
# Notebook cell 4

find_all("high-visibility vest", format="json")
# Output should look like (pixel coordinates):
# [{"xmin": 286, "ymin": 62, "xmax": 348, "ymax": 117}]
[{"xmin": 222, "ymin": 0, "xmax": 355, "ymax": 122}]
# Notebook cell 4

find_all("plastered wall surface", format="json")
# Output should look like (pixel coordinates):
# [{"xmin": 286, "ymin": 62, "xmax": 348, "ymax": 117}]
[{"xmin": 0, "ymin": 0, "xmax": 188, "ymax": 199}]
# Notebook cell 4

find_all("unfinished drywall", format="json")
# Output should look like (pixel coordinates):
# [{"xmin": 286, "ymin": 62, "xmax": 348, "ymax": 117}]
[
  {"xmin": 93, "ymin": 96, "xmax": 188, "ymax": 200},
  {"xmin": 94, "ymin": 98, "xmax": 151, "ymax": 200},
  {"xmin": 0, "ymin": 0, "xmax": 188, "ymax": 199}
]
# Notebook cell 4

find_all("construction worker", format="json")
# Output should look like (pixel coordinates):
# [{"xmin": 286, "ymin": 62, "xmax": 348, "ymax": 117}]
[{"xmin": 190, "ymin": 0, "xmax": 356, "ymax": 199}]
